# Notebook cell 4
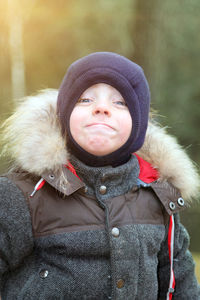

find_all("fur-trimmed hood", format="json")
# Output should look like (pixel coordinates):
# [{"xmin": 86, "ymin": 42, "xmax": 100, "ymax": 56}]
[{"xmin": 1, "ymin": 89, "xmax": 199, "ymax": 202}]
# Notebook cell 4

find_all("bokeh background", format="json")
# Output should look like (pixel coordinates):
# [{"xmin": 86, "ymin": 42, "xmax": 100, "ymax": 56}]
[{"xmin": 0, "ymin": 0, "xmax": 199, "ymax": 276}]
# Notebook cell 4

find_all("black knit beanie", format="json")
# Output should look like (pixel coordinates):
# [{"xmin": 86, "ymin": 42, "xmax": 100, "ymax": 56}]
[{"xmin": 57, "ymin": 52, "xmax": 150, "ymax": 167}]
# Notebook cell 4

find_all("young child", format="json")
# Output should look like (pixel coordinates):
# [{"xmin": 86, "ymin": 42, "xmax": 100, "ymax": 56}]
[{"xmin": 0, "ymin": 52, "xmax": 199, "ymax": 299}]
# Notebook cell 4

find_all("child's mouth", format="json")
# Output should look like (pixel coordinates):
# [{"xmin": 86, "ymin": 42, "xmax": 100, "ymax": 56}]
[
  {"xmin": 87, "ymin": 123, "xmax": 114, "ymax": 129},
  {"xmin": 86, "ymin": 123, "xmax": 116, "ymax": 134}
]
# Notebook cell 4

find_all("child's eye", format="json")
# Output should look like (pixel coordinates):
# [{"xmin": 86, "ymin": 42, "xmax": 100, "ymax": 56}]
[
  {"xmin": 113, "ymin": 100, "xmax": 127, "ymax": 106},
  {"xmin": 77, "ymin": 98, "xmax": 93, "ymax": 103}
]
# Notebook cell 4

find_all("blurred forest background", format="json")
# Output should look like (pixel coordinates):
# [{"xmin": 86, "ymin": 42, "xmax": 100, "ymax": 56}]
[{"xmin": 0, "ymin": 0, "xmax": 200, "ymax": 253}]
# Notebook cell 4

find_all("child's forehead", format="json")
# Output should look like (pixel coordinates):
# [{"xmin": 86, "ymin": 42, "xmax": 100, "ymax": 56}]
[{"xmin": 80, "ymin": 83, "xmax": 123, "ymax": 97}]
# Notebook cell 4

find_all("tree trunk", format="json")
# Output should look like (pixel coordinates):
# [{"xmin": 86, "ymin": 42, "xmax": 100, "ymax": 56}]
[
  {"xmin": 131, "ymin": 0, "xmax": 163, "ymax": 101},
  {"xmin": 7, "ymin": 0, "xmax": 26, "ymax": 100}
]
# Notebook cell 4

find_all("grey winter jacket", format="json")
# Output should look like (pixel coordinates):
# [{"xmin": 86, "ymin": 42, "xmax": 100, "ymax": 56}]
[{"xmin": 0, "ymin": 89, "xmax": 199, "ymax": 299}]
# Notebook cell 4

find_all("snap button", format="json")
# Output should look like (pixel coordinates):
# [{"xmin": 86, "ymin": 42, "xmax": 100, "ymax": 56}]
[
  {"xmin": 99, "ymin": 185, "xmax": 107, "ymax": 195},
  {"xmin": 169, "ymin": 202, "xmax": 176, "ymax": 210},
  {"xmin": 108, "ymin": 275, "xmax": 111, "ymax": 279},
  {"xmin": 177, "ymin": 197, "xmax": 184, "ymax": 206},
  {"xmin": 111, "ymin": 227, "xmax": 120, "ymax": 237},
  {"xmin": 116, "ymin": 279, "xmax": 125, "ymax": 289},
  {"xmin": 39, "ymin": 269, "xmax": 48, "ymax": 278},
  {"xmin": 84, "ymin": 186, "xmax": 88, "ymax": 193},
  {"xmin": 49, "ymin": 174, "xmax": 55, "ymax": 180}
]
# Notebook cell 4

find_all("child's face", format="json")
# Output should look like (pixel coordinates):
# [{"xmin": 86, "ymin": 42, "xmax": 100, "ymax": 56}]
[{"xmin": 69, "ymin": 83, "xmax": 132, "ymax": 156}]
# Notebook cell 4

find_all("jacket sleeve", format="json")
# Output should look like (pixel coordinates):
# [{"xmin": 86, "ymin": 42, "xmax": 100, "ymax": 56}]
[
  {"xmin": 157, "ymin": 213, "xmax": 200, "ymax": 300},
  {"xmin": 0, "ymin": 177, "xmax": 34, "ymax": 292}
]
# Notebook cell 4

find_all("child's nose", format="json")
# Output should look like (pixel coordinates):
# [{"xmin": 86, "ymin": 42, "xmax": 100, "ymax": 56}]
[{"xmin": 92, "ymin": 101, "xmax": 111, "ymax": 116}]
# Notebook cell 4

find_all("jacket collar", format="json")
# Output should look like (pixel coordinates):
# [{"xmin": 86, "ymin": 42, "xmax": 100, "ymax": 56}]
[
  {"xmin": 40, "ymin": 162, "xmax": 185, "ymax": 215},
  {"xmin": 68, "ymin": 154, "xmax": 139, "ymax": 200}
]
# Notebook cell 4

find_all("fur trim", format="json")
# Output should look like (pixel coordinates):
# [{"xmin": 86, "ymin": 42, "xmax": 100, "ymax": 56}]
[
  {"xmin": 1, "ymin": 89, "xmax": 67, "ymax": 175},
  {"xmin": 1, "ymin": 89, "xmax": 199, "ymax": 201}
]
